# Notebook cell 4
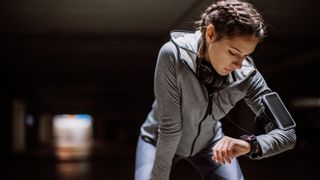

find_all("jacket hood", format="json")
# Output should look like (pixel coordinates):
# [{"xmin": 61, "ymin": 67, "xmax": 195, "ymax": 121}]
[{"xmin": 170, "ymin": 30, "xmax": 202, "ymax": 72}]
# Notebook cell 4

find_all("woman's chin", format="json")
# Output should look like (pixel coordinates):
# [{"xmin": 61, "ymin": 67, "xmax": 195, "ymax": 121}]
[{"xmin": 218, "ymin": 70, "xmax": 230, "ymax": 76}]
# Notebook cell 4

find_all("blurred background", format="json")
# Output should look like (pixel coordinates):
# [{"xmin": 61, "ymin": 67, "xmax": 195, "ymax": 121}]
[{"xmin": 0, "ymin": 0, "xmax": 319, "ymax": 179}]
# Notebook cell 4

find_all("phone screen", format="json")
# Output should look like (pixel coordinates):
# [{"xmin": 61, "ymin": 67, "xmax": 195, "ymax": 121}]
[{"xmin": 262, "ymin": 92, "xmax": 296, "ymax": 130}]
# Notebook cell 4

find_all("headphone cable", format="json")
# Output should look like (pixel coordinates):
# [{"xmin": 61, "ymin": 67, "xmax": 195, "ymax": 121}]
[{"xmin": 216, "ymin": 89, "xmax": 253, "ymax": 135}]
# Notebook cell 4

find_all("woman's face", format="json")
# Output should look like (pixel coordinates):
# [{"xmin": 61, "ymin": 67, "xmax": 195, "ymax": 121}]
[{"xmin": 205, "ymin": 24, "xmax": 259, "ymax": 76}]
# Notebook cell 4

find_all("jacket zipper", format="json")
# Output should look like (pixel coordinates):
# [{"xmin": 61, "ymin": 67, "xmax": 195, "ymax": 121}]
[{"xmin": 189, "ymin": 89, "xmax": 213, "ymax": 156}]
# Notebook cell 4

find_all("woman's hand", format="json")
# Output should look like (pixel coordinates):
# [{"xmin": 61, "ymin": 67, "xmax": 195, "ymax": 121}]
[{"xmin": 212, "ymin": 136, "xmax": 251, "ymax": 164}]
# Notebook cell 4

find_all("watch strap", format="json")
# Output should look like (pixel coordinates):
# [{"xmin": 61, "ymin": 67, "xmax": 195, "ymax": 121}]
[{"xmin": 240, "ymin": 134, "xmax": 260, "ymax": 158}]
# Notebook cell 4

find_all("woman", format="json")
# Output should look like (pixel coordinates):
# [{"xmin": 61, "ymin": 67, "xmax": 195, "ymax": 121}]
[{"xmin": 135, "ymin": 0, "xmax": 296, "ymax": 179}]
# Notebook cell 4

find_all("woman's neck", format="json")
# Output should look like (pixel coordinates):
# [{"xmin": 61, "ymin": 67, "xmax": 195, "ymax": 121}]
[{"xmin": 204, "ymin": 50, "xmax": 211, "ymax": 64}]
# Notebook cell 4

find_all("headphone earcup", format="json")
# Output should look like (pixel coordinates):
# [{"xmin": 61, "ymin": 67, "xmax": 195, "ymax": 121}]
[
  {"xmin": 196, "ymin": 59, "xmax": 215, "ymax": 85},
  {"xmin": 198, "ymin": 65, "xmax": 214, "ymax": 85}
]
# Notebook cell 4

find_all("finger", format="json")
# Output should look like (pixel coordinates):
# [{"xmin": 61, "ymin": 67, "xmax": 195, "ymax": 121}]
[
  {"xmin": 227, "ymin": 141, "xmax": 234, "ymax": 160},
  {"xmin": 212, "ymin": 143, "xmax": 220, "ymax": 163},
  {"xmin": 212, "ymin": 146, "xmax": 217, "ymax": 162},
  {"xmin": 222, "ymin": 140, "xmax": 232, "ymax": 164},
  {"xmin": 216, "ymin": 140, "xmax": 225, "ymax": 165}
]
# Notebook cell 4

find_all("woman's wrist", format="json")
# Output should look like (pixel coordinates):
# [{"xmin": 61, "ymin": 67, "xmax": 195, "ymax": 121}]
[{"xmin": 240, "ymin": 134, "xmax": 260, "ymax": 158}]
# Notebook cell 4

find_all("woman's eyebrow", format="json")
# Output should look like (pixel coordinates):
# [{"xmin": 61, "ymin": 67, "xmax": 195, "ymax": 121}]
[{"xmin": 231, "ymin": 46, "xmax": 252, "ymax": 56}]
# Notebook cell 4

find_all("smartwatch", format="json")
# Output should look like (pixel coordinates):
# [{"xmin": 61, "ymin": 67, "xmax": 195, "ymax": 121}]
[{"xmin": 240, "ymin": 134, "xmax": 261, "ymax": 158}]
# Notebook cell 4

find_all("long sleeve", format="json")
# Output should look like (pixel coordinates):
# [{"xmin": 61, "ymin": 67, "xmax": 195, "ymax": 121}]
[
  {"xmin": 151, "ymin": 42, "xmax": 183, "ymax": 180},
  {"xmin": 244, "ymin": 70, "xmax": 297, "ymax": 159}
]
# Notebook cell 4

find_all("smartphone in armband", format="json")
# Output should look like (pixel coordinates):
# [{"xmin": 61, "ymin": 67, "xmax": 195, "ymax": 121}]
[{"xmin": 261, "ymin": 92, "xmax": 296, "ymax": 130}]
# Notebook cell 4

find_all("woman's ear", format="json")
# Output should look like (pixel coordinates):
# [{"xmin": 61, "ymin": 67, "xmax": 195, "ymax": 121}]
[{"xmin": 206, "ymin": 24, "xmax": 216, "ymax": 43}]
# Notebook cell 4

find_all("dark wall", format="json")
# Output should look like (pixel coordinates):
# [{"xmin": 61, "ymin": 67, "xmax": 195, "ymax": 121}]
[
  {"xmin": 1, "ymin": 33, "xmax": 169, "ymax": 146},
  {"xmin": 0, "ymin": 60, "xmax": 13, "ymax": 154},
  {"xmin": 1, "ymin": 0, "xmax": 320, "ymax": 152}
]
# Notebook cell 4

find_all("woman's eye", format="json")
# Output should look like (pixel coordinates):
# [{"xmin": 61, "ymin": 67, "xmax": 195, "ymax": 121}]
[{"xmin": 229, "ymin": 50, "xmax": 236, "ymax": 56}]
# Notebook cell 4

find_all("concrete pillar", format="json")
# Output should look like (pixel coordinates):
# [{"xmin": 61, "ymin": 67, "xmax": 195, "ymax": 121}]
[
  {"xmin": 38, "ymin": 114, "xmax": 53, "ymax": 145},
  {"xmin": 12, "ymin": 99, "xmax": 26, "ymax": 152}
]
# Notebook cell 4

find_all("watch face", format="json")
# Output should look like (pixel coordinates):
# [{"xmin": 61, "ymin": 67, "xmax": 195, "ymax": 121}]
[
  {"xmin": 248, "ymin": 135, "xmax": 256, "ymax": 141},
  {"xmin": 240, "ymin": 134, "xmax": 256, "ymax": 142}
]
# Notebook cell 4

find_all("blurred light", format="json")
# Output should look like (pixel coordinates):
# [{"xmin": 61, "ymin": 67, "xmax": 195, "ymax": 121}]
[
  {"xmin": 53, "ymin": 114, "xmax": 93, "ymax": 160},
  {"xmin": 56, "ymin": 162, "xmax": 90, "ymax": 179},
  {"xmin": 25, "ymin": 115, "xmax": 34, "ymax": 126},
  {"xmin": 292, "ymin": 98, "xmax": 320, "ymax": 108}
]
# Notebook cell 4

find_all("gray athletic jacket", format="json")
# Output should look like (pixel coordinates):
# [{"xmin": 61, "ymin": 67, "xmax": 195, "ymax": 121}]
[{"xmin": 140, "ymin": 30, "xmax": 296, "ymax": 180}]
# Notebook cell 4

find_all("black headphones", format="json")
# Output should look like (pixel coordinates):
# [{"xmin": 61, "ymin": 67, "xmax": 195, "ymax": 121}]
[
  {"xmin": 196, "ymin": 58, "xmax": 215, "ymax": 85},
  {"xmin": 196, "ymin": 58, "xmax": 225, "ymax": 88}
]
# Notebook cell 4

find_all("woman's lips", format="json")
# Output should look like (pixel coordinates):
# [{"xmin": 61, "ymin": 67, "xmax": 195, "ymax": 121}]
[{"xmin": 225, "ymin": 67, "xmax": 233, "ymax": 72}]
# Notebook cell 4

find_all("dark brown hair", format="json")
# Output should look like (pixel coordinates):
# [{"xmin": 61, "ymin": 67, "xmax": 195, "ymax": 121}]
[{"xmin": 195, "ymin": 0, "xmax": 267, "ymax": 58}]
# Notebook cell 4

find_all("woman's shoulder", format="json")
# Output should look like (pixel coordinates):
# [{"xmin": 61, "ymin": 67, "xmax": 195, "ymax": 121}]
[
  {"xmin": 156, "ymin": 41, "xmax": 180, "ymax": 65},
  {"xmin": 159, "ymin": 41, "xmax": 178, "ymax": 57}
]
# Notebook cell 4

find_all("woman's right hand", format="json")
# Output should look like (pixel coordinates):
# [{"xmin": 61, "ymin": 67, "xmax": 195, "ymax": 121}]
[{"xmin": 211, "ymin": 136, "xmax": 251, "ymax": 164}]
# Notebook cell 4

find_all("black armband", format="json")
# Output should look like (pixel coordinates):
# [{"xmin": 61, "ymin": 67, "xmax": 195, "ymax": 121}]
[{"xmin": 261, "ymin": 92, "xmax": 296, "ymax": 130}]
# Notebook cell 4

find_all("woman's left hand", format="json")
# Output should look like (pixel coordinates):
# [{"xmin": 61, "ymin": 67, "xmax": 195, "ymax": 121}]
[{"xmin": 211, "ymin": 136, "xmax": 251, "ymax": 164}]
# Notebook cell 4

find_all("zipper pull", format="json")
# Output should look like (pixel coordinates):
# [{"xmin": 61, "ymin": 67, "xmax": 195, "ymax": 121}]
[{"xmin": 208, "ymin": 93, "xmax": 213, "ymax": 115}]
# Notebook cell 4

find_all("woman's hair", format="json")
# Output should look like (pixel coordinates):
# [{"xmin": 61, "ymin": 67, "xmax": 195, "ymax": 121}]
[{"xmin": 195, "ymin": 0, "xmax": 267, "ymax": 58}]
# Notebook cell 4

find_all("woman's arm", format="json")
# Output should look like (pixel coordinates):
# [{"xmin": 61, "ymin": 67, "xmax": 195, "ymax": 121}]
[
  {"xmin": 244, "ymin": 70, "xmax": 297, "ymax": 159},
  {"xmin": 151, "ymin": 42, "xmax": 183, "ymax": 180}
]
